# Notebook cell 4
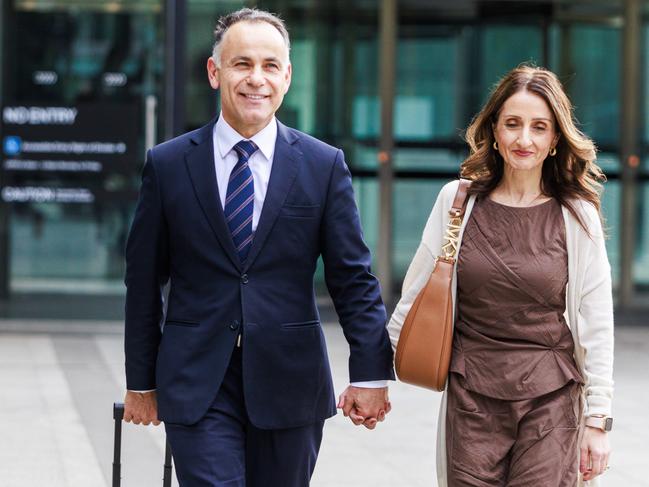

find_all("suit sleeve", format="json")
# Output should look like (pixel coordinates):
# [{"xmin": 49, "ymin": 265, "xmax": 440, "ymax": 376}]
[
  {"xmin": 124, "ymin": 149, "xmax": 169, "ymax": 390},
  {"xmin": 320, "ymin": 149, "xmax": 395, "ymax": 383}
]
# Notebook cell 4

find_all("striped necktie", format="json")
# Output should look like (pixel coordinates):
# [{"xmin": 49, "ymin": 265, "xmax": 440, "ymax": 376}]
[{"xmin": 225, "ymin": 140, "xmax": 258, "ymax": 262}]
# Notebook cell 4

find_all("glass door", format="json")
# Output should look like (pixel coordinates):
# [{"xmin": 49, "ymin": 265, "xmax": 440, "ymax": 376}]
[{"xmin": 1, "ymin": 0, "xmax": 163, "ymax": 295}]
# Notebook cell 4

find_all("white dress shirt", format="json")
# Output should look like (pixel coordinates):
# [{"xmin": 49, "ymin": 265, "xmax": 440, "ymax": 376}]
[
  {"xmin": 213, "ymin": 114, "xmax": 276, "ymax": 232},
  {"xmin": 130, "ymin": 115, "xmax": 386, "ymax": 391}
]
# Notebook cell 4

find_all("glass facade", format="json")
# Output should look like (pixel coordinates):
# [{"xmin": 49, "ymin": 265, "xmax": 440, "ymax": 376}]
[
  {"xmin": 1, "ymin": 0, "xmax": 163, "ymax": 295},
  {"xmin": 1, "ymin": 0, "xmax": 648, "ymax": 316}
]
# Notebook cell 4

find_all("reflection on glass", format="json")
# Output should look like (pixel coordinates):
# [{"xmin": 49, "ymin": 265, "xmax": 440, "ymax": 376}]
[
  {"xmin": 2, "ymin": 3, "xmax": 162, "ymax": 293},
  {"xmin": 480, "ymin": 25, "xmax": 543, "ymax": 101},
  {"xmin": 637, "ymin": 183, "xmax": 649, "ymax": 286},
  {"xmin": 396, "ymin": 34, "xmax": 460, "ymax": 141},
  {"xmin": 562, "ymin": 25, "xmax": 620, "ymax": 146},
  {"xmin": 393, "ymin": 148, "xmax": 464, "ymax": 171},
  {"xmin": 14, "ymin": 0, "xmax": 160, "ymax": 13},
  {"xmin": 600, "ymin": 180, "xmax": 621, "ymax": 286},
  {"xmin": 393, "ymin": 180, "xmax": 446, "ymax": 279}
]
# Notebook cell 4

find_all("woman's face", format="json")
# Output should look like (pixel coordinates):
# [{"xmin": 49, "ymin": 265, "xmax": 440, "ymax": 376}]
[{"xmin": 493, "ymin": 90, "xmax": 560, "ymax": 173}]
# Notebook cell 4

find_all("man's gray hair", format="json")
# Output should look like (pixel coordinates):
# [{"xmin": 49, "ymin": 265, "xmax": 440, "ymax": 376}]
[{"xmin": 211, "ymin": 8, "xmax": 291, "ymax": 67}]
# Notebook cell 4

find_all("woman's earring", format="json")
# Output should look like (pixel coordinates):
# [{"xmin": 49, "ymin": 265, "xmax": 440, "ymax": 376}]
[
  {"xmin": 493, "ymin": 141, "xmax": 499, "ymax": 151},
  {"xmin": 549, "ymin": 147, "xmax": 557, "ymax": 157}
]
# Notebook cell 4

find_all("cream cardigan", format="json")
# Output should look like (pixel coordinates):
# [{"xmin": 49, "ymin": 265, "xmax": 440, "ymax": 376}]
[{"xmin": 386, "ymin": 180, "xmax": 614, "ymax": 487}]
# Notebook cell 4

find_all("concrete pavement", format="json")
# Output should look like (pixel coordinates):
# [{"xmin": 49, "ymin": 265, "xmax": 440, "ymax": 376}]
[{"xmin": 0, "ymin": 322, "xmax": 646, "ymax": 487}]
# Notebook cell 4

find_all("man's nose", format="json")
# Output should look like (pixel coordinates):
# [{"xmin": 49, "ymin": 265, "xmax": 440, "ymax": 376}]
[{"xmin": 247, "ymin": 66, "xmax": 265, "ymax": 86}]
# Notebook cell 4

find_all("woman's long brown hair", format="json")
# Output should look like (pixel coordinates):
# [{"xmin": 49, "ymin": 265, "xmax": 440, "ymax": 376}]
[{"xmin": 460, "ymin": 65, "xmax": 606, "ymax": 233}]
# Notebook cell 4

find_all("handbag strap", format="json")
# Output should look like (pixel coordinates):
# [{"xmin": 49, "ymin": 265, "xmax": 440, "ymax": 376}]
[{"xmin": 440, "ymin": 178, "xmax": 472, "ymax": 262}]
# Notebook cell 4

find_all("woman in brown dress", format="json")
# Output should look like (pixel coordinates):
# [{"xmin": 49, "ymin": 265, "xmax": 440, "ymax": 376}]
[{"xmin": 388, "ymin": 65, "xmax": 614, "ymax": 486}]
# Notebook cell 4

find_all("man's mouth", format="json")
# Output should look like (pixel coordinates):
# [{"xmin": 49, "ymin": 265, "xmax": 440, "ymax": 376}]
[{"xmin": 241, "ymin": 93, "xmax": 268, "ymax": 100}]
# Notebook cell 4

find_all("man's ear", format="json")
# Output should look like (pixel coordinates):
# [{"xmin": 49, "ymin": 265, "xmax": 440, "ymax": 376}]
[
  {"xmin": 283, "ymin": 62, "xmax": 292, "ymax": 94},
  {"xmin": 207, "ymin": 57, "xmax": 220, "ymax": 90}
]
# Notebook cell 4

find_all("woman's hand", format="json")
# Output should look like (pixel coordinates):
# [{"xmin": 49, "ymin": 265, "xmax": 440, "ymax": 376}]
[{"xmin": 580, "ymin": 426, "xmax": 611, "ymax": 481}]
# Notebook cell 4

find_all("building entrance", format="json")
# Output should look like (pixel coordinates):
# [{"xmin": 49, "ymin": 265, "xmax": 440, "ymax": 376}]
[{"xmin": 0, "ymin": 0, "xmax": 163, "ymax": 298}]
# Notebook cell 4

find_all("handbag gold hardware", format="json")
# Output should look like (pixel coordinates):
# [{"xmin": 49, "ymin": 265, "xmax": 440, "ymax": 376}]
[{"xmin": 394, "ymin": 179, "xmax": 471, "ymax": 391}]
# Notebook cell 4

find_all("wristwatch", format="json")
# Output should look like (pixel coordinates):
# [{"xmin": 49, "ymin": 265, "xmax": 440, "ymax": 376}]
[{"xmin": 585, "ymin": 416, "xmax": 613, "ymax": 432}]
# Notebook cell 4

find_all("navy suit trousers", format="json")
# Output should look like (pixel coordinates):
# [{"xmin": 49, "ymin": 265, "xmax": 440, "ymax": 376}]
[{"xmin": 165, "ymin": 346, "xmax": 325, "ymax": 487}]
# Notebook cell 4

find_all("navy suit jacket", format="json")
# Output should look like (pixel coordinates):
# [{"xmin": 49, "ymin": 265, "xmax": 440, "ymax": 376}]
[{"xmin": 124, "ymin": 118, "xmax": 394, "ymax": 429}]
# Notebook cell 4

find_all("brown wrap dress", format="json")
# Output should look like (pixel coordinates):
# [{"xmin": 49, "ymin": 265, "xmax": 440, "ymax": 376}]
[{"xmin": 446, "ymin": 196, "xmax": 583, "ymax": 486}]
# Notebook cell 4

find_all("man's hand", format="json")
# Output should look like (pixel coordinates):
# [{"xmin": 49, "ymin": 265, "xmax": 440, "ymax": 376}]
[
  {"xmin": 123, "ymin": 391, "xmax": 161, "ymax": 426},
  {"xmin": 337, "ymin": 386, "xmax": 391, "ymax": 430},
  {"xmin": 580, "ymin": 426, "xmax": 611, "ymax": 481}
]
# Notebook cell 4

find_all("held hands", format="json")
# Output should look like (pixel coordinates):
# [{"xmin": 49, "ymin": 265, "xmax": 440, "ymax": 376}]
[
  {"xmin": 580, "ymin": 426, "xmax": 611, "ymax": 481},
  {"xmin": 337, "ymin": 386, "xmax": 391, "ymax": 430},
  {"xmin": 123, "ymin": 390, "xmax": 161, "ymax": 426}
]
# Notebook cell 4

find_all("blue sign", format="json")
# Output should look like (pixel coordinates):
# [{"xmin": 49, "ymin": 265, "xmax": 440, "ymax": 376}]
[{"xmin": 3, "ymin": 136, "xmax": 22, "ymax": 156}]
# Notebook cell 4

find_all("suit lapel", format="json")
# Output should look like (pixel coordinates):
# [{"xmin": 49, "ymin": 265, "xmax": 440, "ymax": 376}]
[
  {"xmin": 243, "ymin": 121, "xmax": 300, "ymax": 271},
  {"xmin": 184, "ymin": 119, "xmax": 241, "ymax": 271}
]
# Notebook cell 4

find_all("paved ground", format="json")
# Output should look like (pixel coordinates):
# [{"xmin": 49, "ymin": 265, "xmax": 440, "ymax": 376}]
[{"xmin": 0, "ymin": 321, "xmax": 647, "ymax": 487}]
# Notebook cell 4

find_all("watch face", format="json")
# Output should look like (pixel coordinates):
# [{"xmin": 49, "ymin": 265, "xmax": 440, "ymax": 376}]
[{"xmin": 605, "ymin": 417, "xmax": 613, "ymax": 431}]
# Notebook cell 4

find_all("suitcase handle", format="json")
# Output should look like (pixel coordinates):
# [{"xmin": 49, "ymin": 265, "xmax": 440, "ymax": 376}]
[
  {"xmin": 113, "ymin": 402, "xmax": 173, "ymax": 487},
  {"xmin": 163, "ymin": 440, "xmax": 173, "ymax": 487},
  {"xmin": 113, "ymin": 403, "xmax": 124, "ymax": 487}
]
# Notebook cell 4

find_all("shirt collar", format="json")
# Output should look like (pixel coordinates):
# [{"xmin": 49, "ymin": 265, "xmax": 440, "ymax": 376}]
[{"xmin": 214, "ymin": 113, "xmax": 277, "ymax": 162}]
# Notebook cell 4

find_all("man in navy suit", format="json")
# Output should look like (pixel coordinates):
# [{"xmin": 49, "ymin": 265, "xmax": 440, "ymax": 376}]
[{"xmin": 123, "ymin": 8, "xmax": 394, "ymax": 486}]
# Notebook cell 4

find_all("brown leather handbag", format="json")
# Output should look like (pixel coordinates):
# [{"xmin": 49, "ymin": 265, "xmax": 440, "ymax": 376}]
[{"xmin": 394, "ymin": 179, "xmax": 472, "ymax": 391}]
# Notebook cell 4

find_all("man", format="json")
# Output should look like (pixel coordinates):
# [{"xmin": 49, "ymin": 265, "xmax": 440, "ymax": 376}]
[{"xmin": 123, "ymin": 8, "xmax": 394, "ymax": 487}]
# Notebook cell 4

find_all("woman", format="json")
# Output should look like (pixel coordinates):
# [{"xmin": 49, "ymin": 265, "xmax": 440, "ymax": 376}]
[{"xmin": 387, "ymin": 65, "xmax": 613, "ymax": 486}]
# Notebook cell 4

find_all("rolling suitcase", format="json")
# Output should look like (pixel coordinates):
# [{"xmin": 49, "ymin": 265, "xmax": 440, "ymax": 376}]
[{"xmin": 113, "ymin": 402, "xmax": 174, "ymax": 487}]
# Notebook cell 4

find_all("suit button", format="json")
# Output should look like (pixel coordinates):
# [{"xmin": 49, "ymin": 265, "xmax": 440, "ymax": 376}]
[
  {"xmin": 241, "ymin": 274, "xmax": 249, "ymax": 284},
  {"xmin": 230, "ymin": 320, "xmax": 239, "ymax": 331}
]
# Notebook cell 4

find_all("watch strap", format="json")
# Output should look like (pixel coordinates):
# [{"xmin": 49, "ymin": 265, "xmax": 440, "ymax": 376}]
[{"xmin": 585, "ymin": 416, "xmax": 613, "ymax": 431}]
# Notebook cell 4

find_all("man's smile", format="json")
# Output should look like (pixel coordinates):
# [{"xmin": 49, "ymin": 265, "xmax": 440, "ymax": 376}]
[{"xmin": 240, "ymin": 93, "xmax": 269, "ymax": 100}]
